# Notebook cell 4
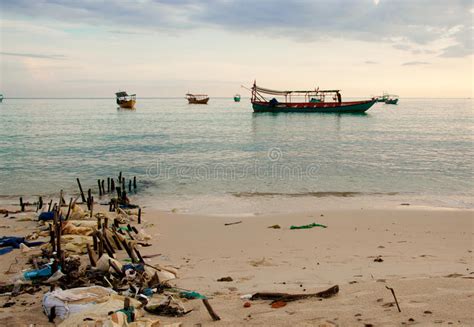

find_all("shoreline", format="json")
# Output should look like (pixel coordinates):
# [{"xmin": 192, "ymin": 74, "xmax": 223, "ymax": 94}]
[{"xmin": 138, "ymin": 192, "xmax": 474, "ymax": 216}]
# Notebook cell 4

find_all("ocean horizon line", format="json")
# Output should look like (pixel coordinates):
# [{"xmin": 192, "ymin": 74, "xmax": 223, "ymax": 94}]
[{"xmin": 1, "ymin": 96, "xmax": 472, "ymax": 100}]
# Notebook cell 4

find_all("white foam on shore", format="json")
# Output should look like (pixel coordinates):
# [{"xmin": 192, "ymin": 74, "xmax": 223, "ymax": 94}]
[{"xmin": 138, "ymin": 192, "xmax": 473, "ymax": 216}]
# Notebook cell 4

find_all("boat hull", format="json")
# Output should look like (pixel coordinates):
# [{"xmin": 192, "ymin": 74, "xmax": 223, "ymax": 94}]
[
  {"xmin": 118, "ymin": 99, "xmax": 136, "ymax": 109},
  {"xmin": 188, "ymin": 98, "xmax": 209, "ymax": 104},
  {"xmin": 252, "ymin": 99, "xmax": 376, "ymax": 113},
  {"xmin": 385, "ymin": 99, "xmax": 398, "ymax": 105},
  {"xmin": 234, "ymin": 97, "xmax": 241, "ymax": 102}
]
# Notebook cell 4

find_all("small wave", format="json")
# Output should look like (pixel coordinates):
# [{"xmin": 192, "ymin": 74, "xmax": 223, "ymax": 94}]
[{"xmin": 231, "ymin": 191, "xmax": 399, "ymax": 198}]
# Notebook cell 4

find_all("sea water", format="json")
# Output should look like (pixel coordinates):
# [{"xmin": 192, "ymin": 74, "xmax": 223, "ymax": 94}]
[{"xmin": 0, "ymin": 98, "xmax": 472, "ymax": 213}]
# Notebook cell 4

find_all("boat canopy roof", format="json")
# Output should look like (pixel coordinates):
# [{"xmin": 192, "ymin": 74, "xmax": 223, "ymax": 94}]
[
  {"xmin": 186, "ymin": 93, "xmax": 208, "ymax": 97},
  {"xmin": 116, "ymin": 91, "xmax": 136, "ymax": 97},
  {"xmin": 254, "ymin": 85, "xmax": 340, "ymax": 96}
]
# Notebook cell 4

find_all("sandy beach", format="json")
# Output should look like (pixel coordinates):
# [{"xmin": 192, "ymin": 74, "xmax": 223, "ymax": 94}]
[
  {"xmin": 0, "ymin": 204, "xmax": 472, "ymax": 326},
  {"xmin": 2, "ymin": 0, "xmax": 473, "ymax": 326},
  {"xmin": 143, "ymin": 207, "xmax": 474, "ymax": 326}
]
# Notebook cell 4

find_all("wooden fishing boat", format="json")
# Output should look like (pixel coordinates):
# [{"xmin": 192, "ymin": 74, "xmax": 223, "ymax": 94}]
[
  {"xmin": 234, "ymin": 94, "xmax": 241, "ymax": 102},
  {"xmin": 115, "ymin": 91, "xmax": 136, "ymax": 109},
  {"xmin": 376, "ymin": 92, "xmax": 388, "ymax": 102},
  {"xmin": 186, "ymin": 93, "xmax": 209, "ymax": 104},
  {"xmin": 251, "ymin": 82, "xmax": 376, "ymax": 113},
  {"xmin": 0, "ymin": 94, "xmax": 3, "ymax": 103},
  {"xmin": 384, "ymin": 95, "xmax": 399, "ymax": 105}
]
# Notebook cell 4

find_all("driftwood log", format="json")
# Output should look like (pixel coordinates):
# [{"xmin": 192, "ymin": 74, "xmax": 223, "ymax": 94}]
[
  {"xmin": 251, "ymin": 285, "xmax": 339, "ymax": 303},
  {"xmin": 224, "ymin": 221, "xmax": 242, "ymax": 226}
]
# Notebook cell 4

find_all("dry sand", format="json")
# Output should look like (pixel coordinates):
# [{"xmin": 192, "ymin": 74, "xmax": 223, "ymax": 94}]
[
  {"xmin": 142, "ymin": 208, "xmax": 473, "ymax": 326},
  {"xmin": 0, "ymin": 206, "xmax": 472, "ymax": 326}
]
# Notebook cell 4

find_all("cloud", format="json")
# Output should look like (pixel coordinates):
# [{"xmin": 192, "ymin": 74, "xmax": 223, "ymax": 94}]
[
  {"xmin": 0, "ymin": 51, "xmax": 67, "ymax": 60},
  {"xmin": 1, "ymin": 0, "xmax": 473, "ymax": 56},
  {"xmin": 402, "ymin": 61, "xmax": 430, "ymax": 66},
  {"xmin": 439, "ymin": 25, "xmax": 473, "ymax": 57}
]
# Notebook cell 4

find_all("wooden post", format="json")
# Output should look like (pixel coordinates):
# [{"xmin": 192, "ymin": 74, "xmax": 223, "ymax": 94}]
[
  {"xmin": 138, "ymin": 208, "xmax": 141, "ymax": 224},
  {"xmin": 111, "ymin": 234, "xmax": 123, "ymax": 250},
  {"xmin": 116, "ymin": 187, "xmax": 122, "ymax": 200},
  {"xmin": 77, "ymin": 178, "xmax": 86, "ymax": 203},
  {"xmin": 118, "ymin": 171, "xmax": 122, "ymax": 183},
  {"xmin": 60, "ymin": 190, "xmax": 65, "ymax": 206},
  {"xmin": 92, "ymin": 233, "xmax": 98, "ymax": 251},
  {"xmin": 109, "ymin": 259, "xmax": 123, "ymax": 277},
  {"xmin": 133, "ymin": 176, "xmax": 137, "ymax": 190},
  {"xmin": 87, "ymin": 244, "xmax": 97, "ymax": 267},
  {"xmin": 20, "ymin": 197, "xmax": 25, "ymax": 212},
  {"xmin": 122, "ymin": 177, "xmax": 125, "ymax": 191},
  {"xmin": 104, "ymin": 217, "xmax": 108, "ymax": 229},
  {"xmin": 48, "ymin": 200, "xmax": 53, "ymax": 212},
  {"xmin": 55, "ymin": 209, "xmax": 62, "ymax": 264},
  {"xmin": 99, "ymin": 231, "xmax": 115, "ymax": 257},
  {"xmin": 38, "ymin": 196, "xmax": 43, "ymax": 210},
  {"xmin": 107, "ymin": 178, "xmax": 110, "ymax": 193},
  {"xmin": 101, "ymin": 180, "xmax": 105, "ymax": 195},
  {"xmin": 128, "ymin": 224, "xmax": 139, "ymax": 234},
  {"xmin": 128, "ymin": 179, "xmax": 132, "ymax": 192},
  {"xmin": 90, "ymin": 196, "xmax": 94, "ymax": 218},
  {"xmin": 97, "ymin": 216, "xmax": 102, "ymax": 230},
  {"xmin": 125, "ymin": 226, "xmax": 135, "ymax": 240},
  {"xmin": 122, "ymin": 190, "xmax": 127, "ymax": 203},
  {"xmin": 87, "ymin": 189, "xmax": 92, "ymax": 210},
  {"xmin": 65, "ymin": 198, "xmax": 73, "ymax": 220},
  {"xmin": 111, "ymin": 179, "xmax": 115, "ymax": 193},
  {"xmin": 98, "ymin": 232, "xmax": 104, "ymax": 258},
  {"xmin": 109, "ymin": 201, "xmax": 113, "ymax": 212},
  {"xmin": 98, "ymin": 180, "xmax": 102, "ymax": 196},
  {"xmin": 202, "ymin": 299, "xmax": 221, "ymax": 321},
  {"xmin": 104, "ymin": 234, "xmax": 116, "ymax": 255},
  {"xmin": 51, "ymin": 259, "xmax": 58, "ymax": 274},
  {"xmin": 133, "ymin": 245, "xmax": 144, "ymax": 263},
  {"xmin": 50, "ymin": 224, "xmax": 56, "ymax": 252},
  {"xmin": 120, "ymin": 239, "xmax": 136, "ymax": 262}
]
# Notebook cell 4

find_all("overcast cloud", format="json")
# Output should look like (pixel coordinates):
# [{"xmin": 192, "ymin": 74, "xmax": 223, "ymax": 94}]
[{"xmin": 1, "ymin": 0, "xmax": 472, "ymax": 57}]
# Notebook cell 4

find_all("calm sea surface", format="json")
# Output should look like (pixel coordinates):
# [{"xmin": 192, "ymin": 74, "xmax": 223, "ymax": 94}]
[{"xmin": 0, "ymin": 98, "xmax": 472, "ymax": 212}]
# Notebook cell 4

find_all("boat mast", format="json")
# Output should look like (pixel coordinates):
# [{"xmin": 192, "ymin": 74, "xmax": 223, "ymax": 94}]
[{"xmin": 252, "ymin": 80, "xmax": 256, "ymax": 102}]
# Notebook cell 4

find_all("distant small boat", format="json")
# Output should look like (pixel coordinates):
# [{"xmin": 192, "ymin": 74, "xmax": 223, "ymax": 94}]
[
  {"xmin": 186, "ymin": 93, "xmax": 209, "ymax": 104},
  {"xmin": 234, "ymin": 94, "xmax": 241, "ymax": 102},
  {"xmin": 0, "ymin": 94, "xmax": 3, "ymax": 103},
  {"xmin": 116, "ymin": 91, "xmax": 136, "ymax": 109},
  {"xmin": 251, "ymin": 81, "xmax": 376, "ymax": 113},
  {"xmin": 376, "ymin": 93, "xmax": 389, "ymax": 102},
  {"xmin": 384, "ymin": 95, "xmax": 399, "ymax": 105}
]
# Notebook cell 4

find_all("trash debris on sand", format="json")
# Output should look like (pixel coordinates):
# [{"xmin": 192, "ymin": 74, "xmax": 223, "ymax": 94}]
[
  {"xmin": 217, "ymin": 276, "xmax": 233, "ymax": 282},
  {"xmin": 0, "ymin": 173, "xmax": 221, "ymax": 325},
  {"xmin": 290, "ymin": 222, "xmax": 327, "ymax": 230},
  {"xmin": 268, "ymin": 224, "xmax": 281, "ymax": 229}
]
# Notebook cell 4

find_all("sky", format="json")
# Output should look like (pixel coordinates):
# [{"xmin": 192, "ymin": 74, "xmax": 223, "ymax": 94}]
[{"xmin": 0, "ymin": 0, "xmax": 473, "ymax": 98}]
